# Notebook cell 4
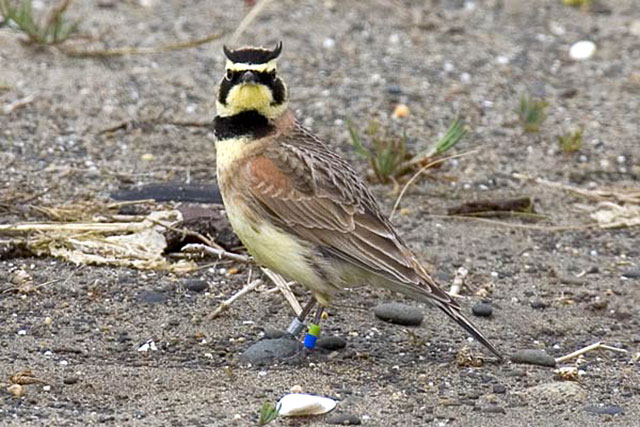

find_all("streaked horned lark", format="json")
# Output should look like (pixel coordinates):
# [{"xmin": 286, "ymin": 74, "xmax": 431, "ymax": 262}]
[{"xmin": 214, "ymin": 42, "xmax": 501, "ymax": 359}]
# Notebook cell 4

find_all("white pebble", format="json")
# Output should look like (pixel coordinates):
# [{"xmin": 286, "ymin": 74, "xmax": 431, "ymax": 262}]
[
  {"xmin": 496, "ymin": 55, "xmax": 510, "ymax": 65},
  {"xmin": 60, "ymin": 360, "xmax": 68, "ymax": 366},
  {"xmin": 460, "ymin": 72, "xmax": 471, "ymax": 83},
  {"xmin": 17, "ymin": 329, "xmax": 27, "ymax": 336},
  {"xmin": 323, "ymin": 38, "xmax": 336, "ymax": 49},
  {"xmin": 616, "ymin": 155, "xmax": 626, "ymax": 164},
  {"xmin": 277, "ymin": 393, "xmax": 336, "ymax": 417},
  {"xmin": 569, "ymin": 40, "xmax": 596, "ymax": 61}
]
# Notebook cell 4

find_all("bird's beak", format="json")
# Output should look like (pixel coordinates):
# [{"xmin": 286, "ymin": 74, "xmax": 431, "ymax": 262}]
[{"xmin": 240, "ymin": 71, "xmax": 259, "ymax": 84}]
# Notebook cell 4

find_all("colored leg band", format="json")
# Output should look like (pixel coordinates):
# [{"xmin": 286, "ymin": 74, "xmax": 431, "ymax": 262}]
[
  {"xmin": 287, "ymin": 318, "xmax": 304, "ymax": 336},
  {"xmin": 303, "ymin": 323, "xmax": 321, "ymax": 349}
]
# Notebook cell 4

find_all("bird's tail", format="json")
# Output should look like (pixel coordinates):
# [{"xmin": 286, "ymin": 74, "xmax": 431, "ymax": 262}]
[{"xmin": 433, "ymin": 298, "xmax": 503, "ymax": 360}]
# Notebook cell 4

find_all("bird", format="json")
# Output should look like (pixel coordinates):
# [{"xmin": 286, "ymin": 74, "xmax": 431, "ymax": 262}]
[{"xmin": 213, "ymin": 42, "xmax": 502, "ymax": 359}]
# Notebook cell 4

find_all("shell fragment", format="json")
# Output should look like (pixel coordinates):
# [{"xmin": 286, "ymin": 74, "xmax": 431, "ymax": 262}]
[{"xmin": 277, "ymin": 393, "xmax": 337, "ymax": 417}]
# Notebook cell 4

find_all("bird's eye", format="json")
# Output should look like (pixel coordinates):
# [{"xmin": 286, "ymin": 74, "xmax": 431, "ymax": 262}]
[
  {"xmin": 269, "ymin": 70, "xmax": 277, "ymax": 79},
  {"xmin": 225, "ymin": 70, "xmax": 234, "ymax": 80}
]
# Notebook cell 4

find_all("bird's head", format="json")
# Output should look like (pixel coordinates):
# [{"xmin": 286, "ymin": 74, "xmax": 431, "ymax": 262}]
[{"xmin": 216, "ymin": 42, "xmax": 288, "ymax": 119}]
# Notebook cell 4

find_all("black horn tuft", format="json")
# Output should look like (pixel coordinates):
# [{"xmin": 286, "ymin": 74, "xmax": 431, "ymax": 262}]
[{"xmin": 222, "ymin": 42, "xmax": 283, "ymax": 64}]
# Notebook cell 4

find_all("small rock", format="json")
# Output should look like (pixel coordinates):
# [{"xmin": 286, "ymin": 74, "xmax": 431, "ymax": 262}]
[
  {"xmin": 392, "ymin": 104, "xmax": 410, "ymax": 119},
  {"xmin": 373, "ymin": 303, "xmax": 423, "ymax": 326},
  {"xmin": 472, "ymin": 302, "xmax": 493, "ymax": 317},
  {"xmin": 621, "ymin": 270, "xmax": 640, "ymax": 279},
  {"xmin": 263, "ymin": 327, "xmax": 287, "ymax": 339},
  {"xmin": 492, "ymin": 384, "xmax": 507, "ymax": 394},
  {"xmin": 511, "ymin": 349, "xmax": 556, "ymax": 367},
  {"xmin": 530, "ymin": 300, "xmax": 547, "ymax": 309},
  {"xmin": 569, "ymin": 40, "xmax": 596, "ymax": 60},
  {"xmin": 585, "ymin": 405, "xmax": 624, "ymax": 416},
  {"xmin": 185, "ymin": 279, "xmax": 208, "ymax": 293},
  {"xmin": 326, "ymin": 413, "xmax": 362, "ymax": 425},
  {"xmin": 240, "ymin": 337, "xmax": 301, "ymax": 365},
  {"xmin": 137, "ymin": 290, "xmax": 168, "ymax": 304},
  {"xmin": 63, "ymin": 376, "xmax": 79, "ymax": 385},
  {"xmin": 482, "ymin": 406, "xmax": 506, "ymax": 414},
  {"xmin": 317, "ymin": 336, "xmax": 347, "ymax": 351},
  {"xmin": 7, "ymin": 384, "xmax": 24, "ymax": 398},
  {"xmin": 524, "ymin": 382, "xmax": 586, "ymax": 402},
  {"xmin": 629, "ymin": 20, "xmax": 640, "ymax": 37}
]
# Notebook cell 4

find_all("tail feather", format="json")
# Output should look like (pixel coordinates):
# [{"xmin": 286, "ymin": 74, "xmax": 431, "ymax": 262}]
[{"xmin": 434, "ymin": 300, "xmax": 503, "ymax": 360}]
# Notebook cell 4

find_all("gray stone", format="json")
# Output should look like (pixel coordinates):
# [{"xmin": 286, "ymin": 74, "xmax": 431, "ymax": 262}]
[
  {"xmin": 585, "ymin": 405, "xmax": 624, "ymax": 416},
  {"xmin": 240, "ymin": 337, "xmax": 301, "ymax": 365},
  {"xmin": 263, "ymin": 327, "xmax": 287, "ymax": 339},
  {"xmin": 373, "ymin": 303, "xmax": 423, "ymax": 326},
  {"xmin": 492, "ymin": 384, "xmax": 506, "ymax": 394},
  {"xmin": 137, "ymin": 290, "xmax": 168, "ymax": 304},
  {"xmin": 524, "ymin": 382, "xmax": 586, "ymax": 402},
  {"xmin": 482, "ymin": 406, "xmax": 506, "ymax": 414},
  {"xmin": 472, "ymin": 302, "xmax": 493, "ymax": 317},
  {"xmin": 510, "ymin": 349, "xmax": 556, "ymax": 367},
  {"xmin": 185, "ymin": 279, "xmax": 208, "ymax": 293},
  {"xmin": 317, "ymin": 336, "xmax": 347, "ymax": 351},
  {"xmin": 326, "ymin": 413, "xmax": 362, "ymax": 425}
]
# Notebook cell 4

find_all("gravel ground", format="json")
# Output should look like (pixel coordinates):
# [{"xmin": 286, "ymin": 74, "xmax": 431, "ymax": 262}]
[{"xmin": 1, "ymin": 0, "xmax": 639, "ymax": 425}]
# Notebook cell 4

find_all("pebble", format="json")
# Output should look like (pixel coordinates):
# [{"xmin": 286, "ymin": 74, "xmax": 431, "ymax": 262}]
[
  {"xmin": 137, "ymin": 290, "xmax": 168, "ymax": 304},
  {"xmin": 373, "ymin": 303, "xmax": 423, "ymax": 326},
  {"xmin": 630, "ymin": 20, "xmax": 640, "ymax": 37},
  {"xmin": 63, "ymin": 376, "xmax": 79, "ymax": 385},
  {"xmin": 585, "ymin": 405, "xmax": 624, "ymax": 416},
  {"xmin": 569, "ymin": 40, "xmax": 596, "ymax": 60},
  {"xmin": 492, "ymin": 384, "xmax": 507, "ymax": 394},
  {"xmin": 524, "ymin": 382, "xmax": 586, "ymax": 402},
  {"xmin": 530, "ymin": 300, "xmax": 547, "ymax": 310},
  {"xmin": 621, "ymin": 270, "xmax": 640, "ymax": 279},
  {"xmin": 240, "ymin": 337, "xmax": 301, "ymax": 365},
  {"xmin": 263, "ymin": 327, "xmax": 287, "ymax": 339},
  {"xmin": 185, "ymin": 279, "xmax": 208, "ymax": 293},
  {"xmin": 392, "ymin": 104, "xmax": 410, "ymax": 119},
  {"xmin": 326, "ymin": 413, "xmax": 362, "ymax": 425},
  {"xmin": 511, "ymin": 349, "xmax": 556, "ymax": 367},
  {"xmin": 317, "ymin": 336, "xmax": 347, "ymax": 351},
  {"xmin": 8, "ymin": 384, "xmax": 24, "ymax": 398},
  {"xmin": 482, "ymin": 406, "xmax": 506, "ymax": 414},
  {"xmin": 471, "ymin": 302, "xmax": 493, "ymax": 317}
]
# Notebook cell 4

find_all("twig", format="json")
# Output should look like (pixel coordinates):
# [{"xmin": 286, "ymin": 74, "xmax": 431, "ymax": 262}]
[
  {"xmin": 390, "ymin": 150, "xmax": 478, "ymax": 220},
  {"xmin": 513, "ymin": 173, "xmax": 640, "ymax": 204},
  {"xmin": 449, "ymin": 266, "xmax": 468, "ymax": 297},
  {"xmin": 422, "ymin": 214, "xmax": 598, "ymax": 232},
  {"xmin": 210, "ymin": 279, "xmax": 262, "ymax": 319},
  {"xmin": 228, "ymin": 0, "xmax": 275, "ymax": 45},
  {"xmin": 182, "ymin": 243, "xmax": 251, "ymax": 264},
  {"xmin": 1, "ymin": 94, "xmax": 36, "ymax": 115},
  {"xmin": 149, "ymin": 219, "xmax": 222, "ymax": 250},
  {"xmin": 61, "ymin": 32, "xmax": 223, "ymax": 57},
  {"xmin": 260, "ymin": 267, "xmax": 302, "ymax": 316},
  {"xmin": 555, "ymin": 341, "xmax": 628, "ymax": 364}
]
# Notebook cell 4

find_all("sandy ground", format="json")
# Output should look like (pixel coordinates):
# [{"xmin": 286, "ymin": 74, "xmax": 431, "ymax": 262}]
[{"xmin": 1, "ymin": 0, "xmax": 639, "ymax": 425}]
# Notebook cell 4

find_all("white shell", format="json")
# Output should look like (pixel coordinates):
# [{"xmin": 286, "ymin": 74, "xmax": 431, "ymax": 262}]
[
  {"xmin": 277, "ymin": 393, "xmax": 337, "ymax": 417},
  {"xmin": 569, "ymin": 40, "xmax": 596, "ymax": 60}
]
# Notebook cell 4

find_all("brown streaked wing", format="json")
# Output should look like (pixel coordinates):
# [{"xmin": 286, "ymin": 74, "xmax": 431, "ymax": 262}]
[{"xmin": 243, "ymin": 124, "xmax": 456, "ymax": 307}]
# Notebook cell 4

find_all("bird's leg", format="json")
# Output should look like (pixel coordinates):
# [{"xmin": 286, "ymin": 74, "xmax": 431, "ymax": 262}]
[
  {"xmin": 286, "ymin": 298, "xmax": 316, "ymax": 338},
  {"xmin": 303, "ymin": 305, "xmax": 325, "ymax": 350}
]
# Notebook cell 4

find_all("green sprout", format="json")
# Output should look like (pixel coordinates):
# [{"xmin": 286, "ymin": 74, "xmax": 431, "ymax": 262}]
[
  {"xmin": 517, "ymin": 93, "xmax": 548, "ymax": 133},
  {"xmin": 562, "ymin": 0, "xmax": 593, "ymax": 7},
  {"xmin": 0, "ymin": 0, "xmax": 79, "ymax": 45},
  {"xmin": 557, "ymin": 128, "xmax": 583, "ymax": 153},
  {"xmin": 258, "ymin": 401, "xmax": 280, "ymax": 425},
  {"xmin": 347, "ymin": 120, "xmax": 407, "ymax": 183},
  {"xmin": 427, "ymin": 116, "xmax": 467, "ymax": 158}
]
